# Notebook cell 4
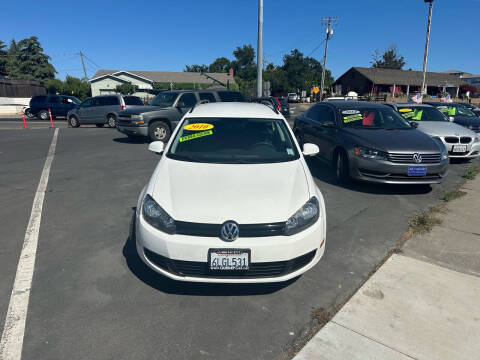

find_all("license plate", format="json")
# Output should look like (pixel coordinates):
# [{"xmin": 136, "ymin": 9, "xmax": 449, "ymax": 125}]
[
  {"xmin": 452, "ymin": 145, "xmax": 467, "ymax": 153},
  {"xmin": 209, "ymin": 249, "xmax": 250, "ymax": 270},
  {"xmin": 408, "ymin": 166, "xmax": 427, "ymax": 176}
]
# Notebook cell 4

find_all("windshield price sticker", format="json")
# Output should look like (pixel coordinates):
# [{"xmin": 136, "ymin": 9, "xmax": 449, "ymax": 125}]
[
  {"xmin": 343, "ymin": 113, "xmax": 363, "ymax": 123},
  {"xmin": 184, "ymin": 123, "xmax": 214, "ymax": 131},
  {"xmin": 341, "ymin": 110, "xmax": 360, "ymax": 115},
  {"xmin": 401, "ymin": 112, "xmax": 415, "ymax": 119},
  {"xmin": 398, "ymin": 108, "xmax": 413, "ymax": 113},
  {"xmin": 179, "ymin": 130, "xmax": 213, "ymax": 142}
]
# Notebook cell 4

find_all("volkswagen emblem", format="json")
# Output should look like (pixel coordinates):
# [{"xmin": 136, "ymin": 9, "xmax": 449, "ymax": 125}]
[
  {"xmin": 220, "ymin": 221, "xmax": 239, "ymax": 242},
  {"xmin": 413, "ymin": 153, "xmax": 422, "ymax": 164}
]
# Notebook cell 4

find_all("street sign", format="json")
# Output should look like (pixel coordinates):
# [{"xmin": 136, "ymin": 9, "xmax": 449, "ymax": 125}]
[{"xmin": 313, "ymin": 87, "xmax": 320, "ymax": 94}]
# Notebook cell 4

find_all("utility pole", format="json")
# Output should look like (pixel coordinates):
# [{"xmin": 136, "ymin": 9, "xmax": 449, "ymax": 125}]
[
  {"xmin": 320, "ymin": 17, "xmax": 337, "ymax": 101},
  {"xmin": 256, "ymin": 0, "xmax": 263, "ymax": 98},
  {"xmin": 421, "ymin": 0, "xmax": 434, "ymax": 96},
  {"xmin": 79, "ymin": 51, "xmax": 88, "ymax": 80}
]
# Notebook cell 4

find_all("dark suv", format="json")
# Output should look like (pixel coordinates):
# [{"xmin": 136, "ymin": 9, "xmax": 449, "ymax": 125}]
[
  {"xmin": 116, "ymin": 89, "xmax": 245, "ymax": 141},
  {"xmin": 29, "ymin": 94, "xmax": 81, "ymax": 120}
]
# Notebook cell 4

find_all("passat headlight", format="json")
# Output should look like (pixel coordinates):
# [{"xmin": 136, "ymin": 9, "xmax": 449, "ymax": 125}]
[
  {"xmin": 142, "ymin": 194, "xmax": 176, "ymax": 234},
  {"xmin": 285, "ymin": 197, "xmax": 319, "ymax": 236},
  {"xmin": 354, "ymin": 146, "xmax": 387, "ymax": 160},
  {"xmin": 432, "ymin": 137, "xmax": 448, "ymax": 160}
]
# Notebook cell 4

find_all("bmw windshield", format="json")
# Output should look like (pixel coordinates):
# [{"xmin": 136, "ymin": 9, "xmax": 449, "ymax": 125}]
[
  {"xmin": 150, "ymin": 92, "xmax": 177, "ymax": 107},
  {"xmin": 340, "ymin": 107, "xmax": 412, "ymax": 129},
  {"xmin": 437, "ymin": 104, "xmax": 476, "ymax": 117},
  {"xmin": 167, "ymin": 117, "xmax": 299, "ymax": 164},
  {"xmin": 397, "ymin": 106, "xmax": 448, "ymax": 122}
]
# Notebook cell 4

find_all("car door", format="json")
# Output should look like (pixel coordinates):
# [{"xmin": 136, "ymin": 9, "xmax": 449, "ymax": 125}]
[
  {"xmin": 60, "ymin": 96, "xmax": 76, "ymax": 116},
  {"xmin": 316, "ymin": 105, "xmax": 338, "ymax": 162},
  {"xmin": 301, "ymin": 105, "xmax": 322, "ymax": 148},
  {"xmin": 77, "ymin": 98, "xmax": 94, "ymax": 123},
  {"xmin": 47, "ymin": 95, "xmax": 62, "ymax": 116},
  {"xmin": 87, "ymin": 97, "xmax": 105, "ymax": 123}
]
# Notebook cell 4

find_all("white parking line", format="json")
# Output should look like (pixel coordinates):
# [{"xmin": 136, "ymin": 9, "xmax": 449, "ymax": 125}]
[{"xmin": 0, "ymin": 128, "xmax": 59, "ymax": 360}]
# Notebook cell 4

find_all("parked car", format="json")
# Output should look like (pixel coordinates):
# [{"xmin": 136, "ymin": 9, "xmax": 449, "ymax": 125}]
[
  {"xmin": 67, "ymin": 94, "xmax": 143, "ymax": 128},
  {"xmin": 288, "ymin": 93, "xmax": 299, "ymax": 103},
  {"xmin": 424, "ymin": 102, "xmax": 480, "ymax": 132},
  {"xmin": 293, "ymin": 101, "xmax": 448, "ymax": 185},
  {"xmin": 116, "ymin": 89, "xmax": 245, "ymax": 141},
  {"xmin": 135, "ymin": 102, "xmax": 326, "ymax": 283},
  {"xmin": 461, "ymin": 102, "xmax": 480, "ymax": 117},
  {"xmin": 29, "ymin": 94, "xmax": 81, "ymax": 120},
  {"xmin": 387, "ymin": 103, "xmax": 480, "ymax": 159},
  {"xmin": 251, "ymin": 96, "xmax": 289, "ymax": 117}
]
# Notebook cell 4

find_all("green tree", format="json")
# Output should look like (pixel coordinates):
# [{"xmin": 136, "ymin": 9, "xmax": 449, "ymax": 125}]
[
  {"xmin": 116, "ymin": 83, "xmax": 137, "ymax": 95},
  {"xmin": 372, "ymin": 45, "xmax": 405, "ymax": 70},
  {"xmin": 0, "ymin": 40, "xmax": 7, "ymax": 73},
  {"xmin": 44, "ymin": 78, "xmax": 64, "ymax": 94},
  {"xmin": 231, "ymin": 45, "xmax": 256, "ymax": 81},
  {"xmin": 208, "ymin": 57, "xmax": 231, "ymax": 73},
  {"xmin": 7, "ymin": 36, "xmax": 56, "ymax": 80},
  {"xmin": 63, "ymin": 76, "xmax": 91, "ymax": 99},
  {"xmin": 184, "ymin": 64, "xmax": 208, "ymax": 72}
]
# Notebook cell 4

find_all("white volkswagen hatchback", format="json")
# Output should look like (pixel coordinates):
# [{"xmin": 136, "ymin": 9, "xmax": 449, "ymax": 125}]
[{"xmin": 135, "ymin": 102, "xmax": 326, "ymax": 283}]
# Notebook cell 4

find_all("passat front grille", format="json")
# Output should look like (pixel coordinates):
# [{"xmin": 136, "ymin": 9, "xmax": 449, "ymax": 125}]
[
  {"xmin": 387, "ymin": 153, "xmax": 442, "ymax": 164},
  {"xmin": 143, "ymin": 248, "xmax": 316, "ymax": 278},
  {"xmin": 175, "ymin": 221, "xmax": 285, "ymax": 238}
]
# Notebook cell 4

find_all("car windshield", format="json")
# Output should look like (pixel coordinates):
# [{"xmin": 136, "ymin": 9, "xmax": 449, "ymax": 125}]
[
  {"xmin": 340, "ymin": 107, "xmax": 412, "ymax": 129},
  {"xmin": 397, "ymin": 107, "xmax": 448, "ymax": 122},
  {"xmin": 167, "ymin": 117, "xmax": 299, "ymax": 164},
  {"xmin": 436, "ymin": 104, "xmax": 476, "ymax": 117},
  {"xmin": 150, "ymin": 92, "xmax": 177, "ymax": 107}
]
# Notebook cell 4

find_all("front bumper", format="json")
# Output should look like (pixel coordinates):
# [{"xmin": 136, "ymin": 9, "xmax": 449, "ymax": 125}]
[
  {"xmin": 351, "ymin": 156, "xmax": 449, "ymax": 184},
  {"xmin": 135, "ymin": 213, "xmax": 326, "ymax": 283},
  {"xmin": 116, "ymin": 124, "xmax": 149, "ymax": 137},
  {"xmin": 442, "ymin": 141, "xmax": 480, "ymax": 159}
]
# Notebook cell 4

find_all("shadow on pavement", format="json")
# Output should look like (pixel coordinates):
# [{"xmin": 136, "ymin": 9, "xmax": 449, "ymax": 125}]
[
  {"xmin": 123, "ymin": 211, "xmax": 296, "ymax": 296},
  {"xmin": 113, "ymin": 137, "xmax": 149, "ymax": 144},
  {"xmin": 306, "ymin": 156, "xmax": 433, "ymax": 196}
]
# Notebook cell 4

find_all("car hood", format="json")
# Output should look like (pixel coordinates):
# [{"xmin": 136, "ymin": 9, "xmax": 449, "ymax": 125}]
[
  {"xmin": 150, "ymin": 158, "xmax": 309, "ymax": 224},
  {"xmin": 452, "ymin": 116, "xmax": 480, "ymax": 126},
  {"xmin": 417, "ymin": 121, "xmax": 476, "ymax": 137},
  {"xmin": 119, "ymin": 105, "xmax": 166, "ymax": 115},
  {"xmin": 342, "ymin": 128, "xmax": 442, "ymax": 153}
]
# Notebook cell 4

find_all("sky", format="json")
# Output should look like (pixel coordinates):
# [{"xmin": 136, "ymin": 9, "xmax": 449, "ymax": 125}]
[{"xmin": 1, "ymin": 0, "xmax": 479, "ymax": 80}]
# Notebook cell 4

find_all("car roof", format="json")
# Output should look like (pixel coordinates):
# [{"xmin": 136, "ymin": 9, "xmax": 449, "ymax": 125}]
[
  {"xmin": 187, "ymin": 102, "xmax": 284, "ymax": 119},
  {"xmin": 388, "ymin": 103, "xmax": 434, "ymax": 108},
  {"xmin": 320, "ymin": 100, "xmax": 390, "ymax": 109}
]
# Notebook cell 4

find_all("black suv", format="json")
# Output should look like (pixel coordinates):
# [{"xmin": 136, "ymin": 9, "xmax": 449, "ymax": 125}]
[
  {"xmin": 116, "ymin": 89, "xmax": 245, "ymax": 141},
  {"xmin": 29, "ymin": 94, "xmax": 81, "ymax": 120}
]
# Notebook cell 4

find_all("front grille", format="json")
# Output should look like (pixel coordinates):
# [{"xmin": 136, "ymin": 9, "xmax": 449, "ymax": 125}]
[
  {"xmin": 175, "ymin": 221, "xmax": 285, "ymax": 238},
  {"xmin": 460, "ymin": 137, "xmax": 472, "ymax": 144},
  {"xmin": 387, "ymin": 153, "xmax": 442, "ymax": 164},
  {"xmin": 444, "ymin": 136, "xmax": 459, "ymax": 144},
  {"xmin": 117, "ymin": 119, "xmax": 133, "ymax": 126},
  {"xmin": 144, "ymin": 248, "xmax": 316, "ymax": 278}
]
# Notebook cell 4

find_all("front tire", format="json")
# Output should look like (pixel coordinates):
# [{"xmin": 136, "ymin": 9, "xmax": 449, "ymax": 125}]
[
  {"xmin": 335, "ymin": 151, "xmax": 350, "ymax": 185},
  {"xmin": 107, "ymin": 115, "xmax": 116, "ymax": 128},
  {"xmin": 25, "ymin": 108, "xmax": 34, "ymax": 118},
  {"xmin": 69, "ymin": 116, "xmax": 80, "ymax": 128},
  {"xmin": 148, "ymin": 121, "xmax": 171, "ymax": 142}
]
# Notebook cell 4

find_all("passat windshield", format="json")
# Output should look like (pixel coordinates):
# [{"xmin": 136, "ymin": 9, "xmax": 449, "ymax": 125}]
[
  {"xmin": 340, "ymin": 107, "xmax": 412, "ymax": 129},
  {"xmin": 167, "ymin": 117, "xmax": 300, "ymax": 164},
  {"xmin": 397, "ymin": 107, "xmax": 448, "ymax": 122},
  {"xmin": 150, "ymin": 92, "xmax": 177, "ymax": 107}
]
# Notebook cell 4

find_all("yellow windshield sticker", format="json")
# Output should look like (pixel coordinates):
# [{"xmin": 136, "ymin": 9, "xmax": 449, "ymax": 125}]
[
  {"xmin": 343, "ymin": 114, "xmax": 363, "ymax": 123},
  {"xmin": 184, "ymin": 123, "xmax": 214, "ymax": 131},
  {"xmin": 399, "ymin": 108, "xmax": 412, "ymax": 113},
  {"xmin": 179, "ymin": 130, "xmax": 213, "ymax": 142},
  {"xmin": 401, "ymin": 112, "xmax": 415, "ymax": 119}
]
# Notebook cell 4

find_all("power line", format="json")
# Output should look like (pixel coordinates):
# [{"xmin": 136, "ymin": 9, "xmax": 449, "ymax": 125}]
[
  {"xmin": 83, "ymin": 54, "xmax": 101, "ymax": 69},
  {"xmin": 306, "ymin": 39, "xmax": 326, "ymax": 57}
]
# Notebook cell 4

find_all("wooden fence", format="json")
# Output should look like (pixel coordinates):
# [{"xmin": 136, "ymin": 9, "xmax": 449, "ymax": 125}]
[{"xmin": 0, "ymin": 78, "xmax": 46, "ymax": 97}]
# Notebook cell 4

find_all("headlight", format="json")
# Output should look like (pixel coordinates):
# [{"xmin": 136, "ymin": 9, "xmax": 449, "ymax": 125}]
[
  {"xmin": 285, "ymin": 197, "xmax": 319, "ymax": 236},
  {"xmin": 142, "ymin": 194, "xmax": 176, "ymax": 234},
  {"xmin": 354, "ymin": 146, "xmax": 387, "ymax": 160},
  {"xmin": 474, "ymin": 137, "xmax": 479, "ymax": 143}
]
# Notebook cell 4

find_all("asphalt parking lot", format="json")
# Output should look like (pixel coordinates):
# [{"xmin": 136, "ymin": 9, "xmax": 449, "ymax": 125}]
[{"xmin": 0, "ymin": 124, "xmax": 475, "ymax": 360}]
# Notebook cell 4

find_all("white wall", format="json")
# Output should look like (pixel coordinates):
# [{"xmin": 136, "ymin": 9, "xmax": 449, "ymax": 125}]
[
  {"xmin": 0, "ymin": 97, "xmax": 30, "ymax": 105},
  {"xmin": 90, "ymin": 78, "xmax": 124, "ymax": 96}
]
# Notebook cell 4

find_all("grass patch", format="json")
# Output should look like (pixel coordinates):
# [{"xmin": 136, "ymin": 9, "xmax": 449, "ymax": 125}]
[
  {"xmin": 442, "ymin": 189, "xmax": 467, "ymax": 202},
  {"xmin": 409, "ymin": 206, "xmax": 443, "ymax": 234},
  {"xmin": 463, "ymin": 165, "xmax": 480, "ymax": 180}
]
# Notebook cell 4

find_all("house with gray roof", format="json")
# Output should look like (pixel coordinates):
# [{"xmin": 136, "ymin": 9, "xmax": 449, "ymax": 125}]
[
  {"xmin": 333, "ymin": 67, "xmax": 468, "ymax": 98},
  {"xmin": 89, "ymin": 69, "xmax": 236, "ymax": 97}
]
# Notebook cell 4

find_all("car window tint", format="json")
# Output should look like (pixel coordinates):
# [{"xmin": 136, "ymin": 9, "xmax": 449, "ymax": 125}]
[
  {"xmin": 199, "ymin": 92, "xmax": 216, "ymax": 103},
  {"xmin": 32, "ymin": 96, "xmax": 47, "ymax": 103},
  {"xmin": 179, "ymin": 93, "xmax": 197, "ymax": 107},
  {"xmin": 82, "ymin": 98, "xmax": 93, "ymax": 107},
  {"xmin": 48, "ymin": 95, "xmax": 61, "ymax": 104},
  {"xmin": 123, "ymin": 96, "xmax": 143, "ymax": 105},
  {"xmin": 318, "ymin": 106, "xmax": 335, "ymax": 125},
  {"xmin": 92, "ymin": 98, "xmax": 102, "ymax": 107},
  {"xmin": 306, "ymin": 105, "xmax": 322, "ymax": 121},
  {"xmin": 218, "ymin": 91, "xmax": 245, "ymax": 102}
]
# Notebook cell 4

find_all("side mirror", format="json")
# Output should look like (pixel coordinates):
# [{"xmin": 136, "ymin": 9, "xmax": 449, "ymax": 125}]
[
  {"xmin": 449, "ymin": 116, "xmax": 454, "ymax": 122},
  {"xmin": 176, "ymin": 101, "xmax": 186, "ymax": 108},
  {"xmin": 302, "ymin": 143, "xmax": 320, "ymax": 157},
  {"xmin": 148, "ymin": 141, "xmax": 164, "ymax": 154},
  {"xmin": 409, "ymin": 121, "xmax": 419, "ymax": 128}
]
